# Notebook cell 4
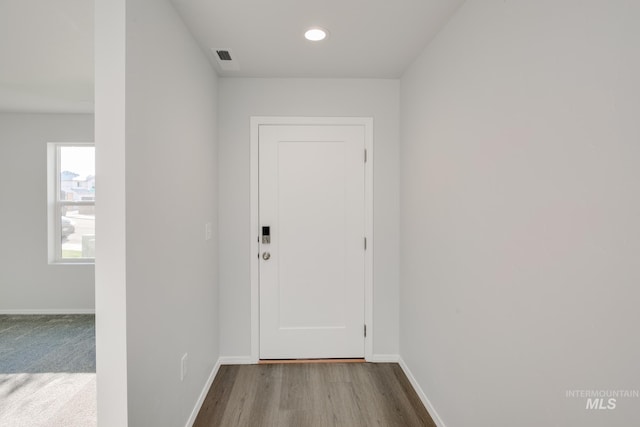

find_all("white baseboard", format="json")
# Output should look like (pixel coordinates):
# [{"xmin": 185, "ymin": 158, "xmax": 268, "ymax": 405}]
[
  {"xmin": 219, "ymin": 356, "xmax": 255, "ymax": 365},
  {"xmin": 0, "ymin": 309, "xmax": 95, "ymax": 315},
  {"xmin": 185, "ymin": 358, "xmax": 221, "ymax": 427},
  {"xmin": 369, "ymin": 354, "xmax": 401, "ymax": 363},
  {"xmin": 398, "ymin": 357, "xmax": 447, "ymax": 427}
]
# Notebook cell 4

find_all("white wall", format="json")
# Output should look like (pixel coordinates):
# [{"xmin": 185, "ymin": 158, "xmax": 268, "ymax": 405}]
[
  {"xmin": 218, "ymin": 78, "xmax": 400, "ymax": 358},
  {"xmin": 400, "ymin": 1, "xmax": 640, "ymax": 426},
  {"xmin": 0, "ymin": 113, "xmax": 94, "ymax": 312},
  {"xmin": 95, "ymin": 0, "xmax": 219, "ymax": 425}
]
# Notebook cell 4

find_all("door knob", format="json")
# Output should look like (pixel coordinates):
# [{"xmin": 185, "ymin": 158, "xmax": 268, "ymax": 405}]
[{"xmin": 262, "ymin": 252, "xmax": 271, "ymax": 260}]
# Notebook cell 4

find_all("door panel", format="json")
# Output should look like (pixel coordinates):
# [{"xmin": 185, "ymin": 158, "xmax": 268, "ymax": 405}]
[{"xmin": 259, "ymin": 124, "xmax": 365, "ymax": 359}]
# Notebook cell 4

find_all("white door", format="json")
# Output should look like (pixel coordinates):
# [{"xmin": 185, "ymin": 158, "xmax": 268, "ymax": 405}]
[{"xmin": 259, "ymin": 124, "xmax": 366, "ymax": 359}]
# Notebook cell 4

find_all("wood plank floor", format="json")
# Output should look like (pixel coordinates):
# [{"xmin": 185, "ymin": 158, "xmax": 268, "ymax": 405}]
[{"xmin": 193, "ymin": 362, "xmax": 437, "ymax": 427}]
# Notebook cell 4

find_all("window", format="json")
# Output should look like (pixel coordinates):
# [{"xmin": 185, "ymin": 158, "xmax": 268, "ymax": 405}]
[{"xmin": 48, "ymin": 143, "xmax": 95, "ymax": 263}]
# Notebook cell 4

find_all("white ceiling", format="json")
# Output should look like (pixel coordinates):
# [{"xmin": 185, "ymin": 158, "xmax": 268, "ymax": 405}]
[
  {"xmin": 0, "ymin": 0, "xmax": 463, "ymax": 113},
  {"xmin": 0, "ymin": 0, "xmax": 94, "ymax": 114},
  {"xmin": 171, "ymin": 0, "xmax": 464, "ymax": 78}
]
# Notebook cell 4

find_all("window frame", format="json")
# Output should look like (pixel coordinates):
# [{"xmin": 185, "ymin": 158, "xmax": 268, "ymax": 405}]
[{"xmin": 47, "ymin": 142, "xmax": 95, "ymax": 264}]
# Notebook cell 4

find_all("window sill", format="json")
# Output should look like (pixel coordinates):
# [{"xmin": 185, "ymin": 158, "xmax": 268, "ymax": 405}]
[{"xmin": 49, "ymin": 261, "xmax": 95, "ymax": 266}]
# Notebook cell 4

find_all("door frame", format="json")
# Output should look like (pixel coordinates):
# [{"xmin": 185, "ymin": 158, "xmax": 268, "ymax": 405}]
[{"xmin": 250, "ymin": 116, "xmax": 374, "ymax": 363}]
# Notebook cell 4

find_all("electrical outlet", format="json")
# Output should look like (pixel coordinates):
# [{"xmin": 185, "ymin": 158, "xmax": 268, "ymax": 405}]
[
  {"xmin": 205, "ymin": 222, "xmax": 212, "ymax": 241},
  {"xmin": 180, "ymin": 353, "xmax": 188, "ymax": 381}
]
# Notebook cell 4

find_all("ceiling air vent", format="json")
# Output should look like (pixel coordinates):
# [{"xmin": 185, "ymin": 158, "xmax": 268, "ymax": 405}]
[
  {"xmin": 212, "ymin": 48, "xmax": 239, "ymax": 71},
  {"xmin": 216, "ymin": 50, "xmax": 232, "ymax": 61}
]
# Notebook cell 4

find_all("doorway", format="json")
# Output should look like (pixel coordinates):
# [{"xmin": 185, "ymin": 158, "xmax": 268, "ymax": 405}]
[{"xmin": 250, "ymin": 117, "xmax": 373, "ymax": 361}]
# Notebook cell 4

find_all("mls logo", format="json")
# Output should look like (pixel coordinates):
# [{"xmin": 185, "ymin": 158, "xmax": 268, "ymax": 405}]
[{"xmin": 586, "ymin": 398, "xmax": 616, "ymax": 410}]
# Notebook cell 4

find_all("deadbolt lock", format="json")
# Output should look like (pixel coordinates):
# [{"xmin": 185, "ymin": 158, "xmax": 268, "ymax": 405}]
[
  {"xmin": 262, "ymin": 226, "xmax": 271, "ymax": 244},
  {"xmin": 262, "ymin": 252, "xmax": 271, "ymax": 260}
]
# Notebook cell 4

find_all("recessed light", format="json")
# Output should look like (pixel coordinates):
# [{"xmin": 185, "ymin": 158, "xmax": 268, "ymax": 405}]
[{"xmin": 305, "ymin": 27, "xmax": 327, "ymax": 42}]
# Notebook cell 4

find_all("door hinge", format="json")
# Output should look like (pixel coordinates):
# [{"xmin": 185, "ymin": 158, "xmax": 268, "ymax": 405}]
[
  {"xmin": 364, "ymin": 149, "xmax": 368, "ymax": 163},
  {"xmin": 364, "ymin": 324, "xmax": 367, "ymax": 337},
  {"xmin": 364, "ymin": 237, "xmax": 367, "ymax": 250}
]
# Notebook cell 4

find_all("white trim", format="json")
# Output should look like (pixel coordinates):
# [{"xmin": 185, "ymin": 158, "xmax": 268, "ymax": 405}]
[
  {"xmin": 49, "ymin": 262, "xmax": 95, "ymax": 266},
  {"xmin": 250, "ymin": 118, "xmax": 260, "ymax": 364},
  {"xmin": 47, "ymin": 143, "xmax": 57, "ymax": 262},
  {"xmin": 219, "ymin": 356, "xmax": 255, "ymax": 365},
  {"xmin": 184, "ymin": 358, "xmax": 221, "ymax": 427},
  {"xmin": 0, "ymin": 309, "xmax": 95, "ymax": 315},
  {"xmin": 369, "ymin": 354, "xmax": 401, "ymax": 363},
  {"xmin": 363, "ymin": 118, "xmax": 374, "ymax": 362},
  {"xmin": 398, "ymin": 357, "xmax": 447, "ymax": 427},
  {"xmin": 250, "ymin": 117, "xmax": 374, "ymax": 363}
]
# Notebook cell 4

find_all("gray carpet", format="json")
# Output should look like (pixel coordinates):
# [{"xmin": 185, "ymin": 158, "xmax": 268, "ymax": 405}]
[{"xmin": 0, "ymin": 314, "xmax": 97, "ymax": 427}]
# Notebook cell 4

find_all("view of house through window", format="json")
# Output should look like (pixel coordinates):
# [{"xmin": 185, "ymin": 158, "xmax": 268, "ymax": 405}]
[{"xmin": 53, "ymin": 144, "xmax": 95, "ymax": 261}]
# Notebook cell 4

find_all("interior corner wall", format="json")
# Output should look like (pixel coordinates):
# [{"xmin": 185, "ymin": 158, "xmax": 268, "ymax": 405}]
[
  {"xmin": 95, "ymin": 0, "xmax": 219, "ymax": 426},
  {"xmin": 399, "ymin": 1, "xmax": 640, "ymax": 426},
  {"xmin": 0, "ymin": 113, "xmax": 95, "ymax": 312},
  {"xmin": 218, "ymin": 78, "xmax": 400, "ymax": 358}
]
